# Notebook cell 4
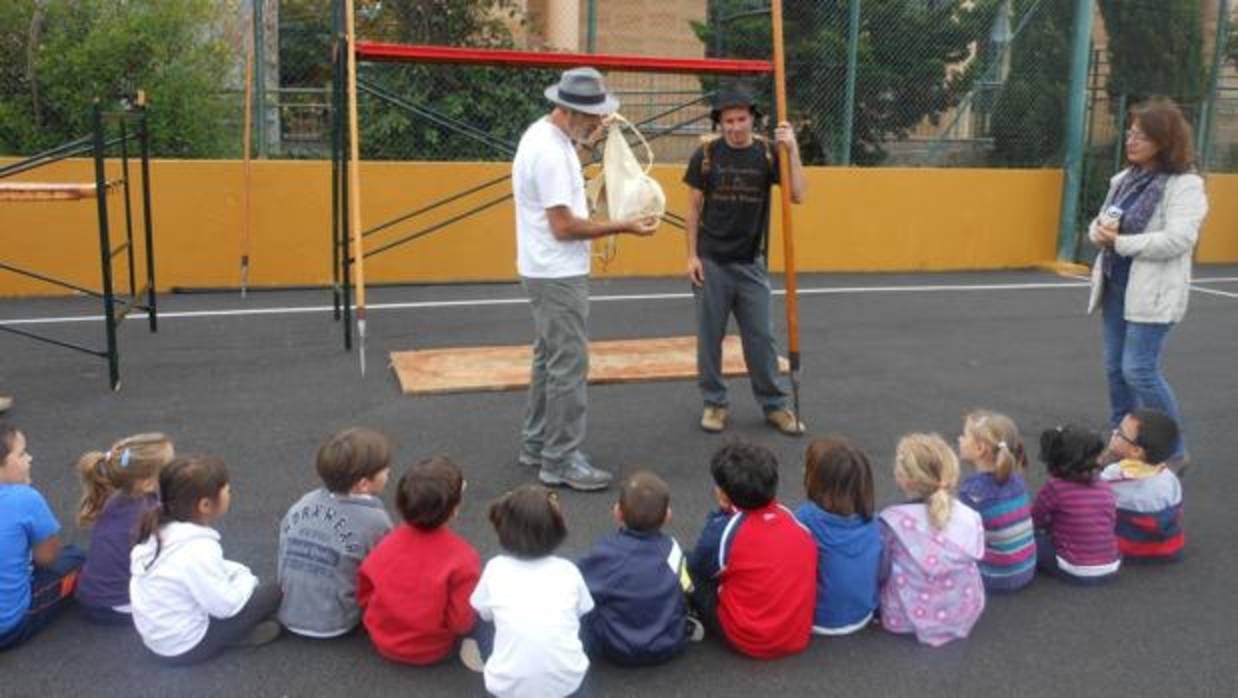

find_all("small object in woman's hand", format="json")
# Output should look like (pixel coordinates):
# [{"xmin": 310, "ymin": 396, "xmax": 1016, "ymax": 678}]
[{"xmin": 1099, "ymin": 205, "xmax": 1123, "ymax": 228}]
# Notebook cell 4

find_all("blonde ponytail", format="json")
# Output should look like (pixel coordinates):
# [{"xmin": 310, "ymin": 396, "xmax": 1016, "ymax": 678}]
[
  {"xmin": 894, "ymin": 433, "xmax": 960, "ymax": 531},
  {"xmin": 963, "ymin": 410, "xmax": 1026, "ymax": 485},
  {"xmin": 76, "ymin": 451, "xmax": 113, "ymax": 526}
]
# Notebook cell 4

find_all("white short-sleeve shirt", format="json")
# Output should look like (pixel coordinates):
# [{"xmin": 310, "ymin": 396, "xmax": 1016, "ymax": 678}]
[
  {"xmin": 470, "ymin": 554, "xmax": 594, "ymax": 698},
  {"xmin": 512, "ymin": 118, "xmax": 591, "ymax": 278}
]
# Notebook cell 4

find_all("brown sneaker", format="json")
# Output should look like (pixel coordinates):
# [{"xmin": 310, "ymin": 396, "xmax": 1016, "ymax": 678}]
[
  {"xmin": 765, "ymin": 408, "xmax": 805, "ymax": 436},
  {"xmin": 700, "ymin": 406, "xmax": 728, "ymax": 433}
]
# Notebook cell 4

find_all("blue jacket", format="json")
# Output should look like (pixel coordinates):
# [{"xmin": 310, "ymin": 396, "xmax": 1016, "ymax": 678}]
[
  {"xmin": 577, "ymin": 529, "xmax": 690, "ymax": 664},
  {"xmin": 794, "ymin": 503, "xmax": 882, "ymax": 632}
]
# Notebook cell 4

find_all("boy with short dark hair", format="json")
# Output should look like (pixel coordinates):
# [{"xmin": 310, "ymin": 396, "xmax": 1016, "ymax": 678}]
[
  {"xmin": 358, "ymin": 456, "xmax": 481, "ymax": 665},
  {"xmin": 1101, "ymin": 408, "xmax": 1185, "ymax": 561},
  {"xmin": 688, "ymin": 440, "xmax": 817, "ymax": 659},
  {"xmin": 577, "ymin": 470, "xmax": 697, "ymax": 666},
  {"xmin": 277, "ymin": 428, "xmax": 393, "ymax": 637}
]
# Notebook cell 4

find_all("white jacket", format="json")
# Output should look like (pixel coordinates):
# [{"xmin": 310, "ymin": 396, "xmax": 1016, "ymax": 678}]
[
  {"xmin": 1087, "ymin": 169, "xmax": 1208, "ymax": 323},
  {"xmin": 129, "ymin": 521, "xmax": 258, "ymax": 657}
]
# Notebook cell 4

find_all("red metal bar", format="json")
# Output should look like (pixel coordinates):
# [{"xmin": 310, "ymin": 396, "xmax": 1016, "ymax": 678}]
[{"xmin": 356, "ymin": 42, "xmax": 773, "ymax": 75}]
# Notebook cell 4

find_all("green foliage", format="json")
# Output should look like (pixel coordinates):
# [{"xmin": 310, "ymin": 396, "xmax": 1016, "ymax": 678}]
[
  {"xmin": 1099, "ymin": 0, "xmax": 1204, "ymax": 102},
  {"xmin": 694, "ymin": 0, "xmax": 998, "ymax": 165},
  {"xmin": 0, "ymin": 0, "xmax": 233, "ymax": 157}
]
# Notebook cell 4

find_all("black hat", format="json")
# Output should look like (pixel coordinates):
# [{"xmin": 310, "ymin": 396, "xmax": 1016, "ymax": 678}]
[
  {"xmin": 544, "ymin": 67, "xmax": 619, "ymax": 115},
  {"xmin": 710, "ymin": 90, "xmax": 762, "ymax": 125}
]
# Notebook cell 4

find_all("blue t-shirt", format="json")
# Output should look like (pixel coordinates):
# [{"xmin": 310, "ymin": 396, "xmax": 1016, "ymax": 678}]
[{"xmin": 0, "ymin": 484, "xmax": 61, "ymax": 633}]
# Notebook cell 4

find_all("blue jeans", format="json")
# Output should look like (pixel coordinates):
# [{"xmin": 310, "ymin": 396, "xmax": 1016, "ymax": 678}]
[
  {"xmin": 1101, "ymin": 280, "xmax": 1185, "ymax": 456},
  {"xmin": 693, "ymin": 257, "xmax": 788, "ymax": 413},
  {"xmin": 0, "ymin": 544, "xmax": 86, "ymax": 651}
]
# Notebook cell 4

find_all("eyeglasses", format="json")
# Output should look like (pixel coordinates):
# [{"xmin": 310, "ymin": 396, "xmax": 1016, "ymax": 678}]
[
  {"xmin": 1125, "ymin": 128, "xmax": 1150, "ymax": 144},
  {"xmin": 1111, "ymin": 427, "xmax": 1138, "ymax": 447}
]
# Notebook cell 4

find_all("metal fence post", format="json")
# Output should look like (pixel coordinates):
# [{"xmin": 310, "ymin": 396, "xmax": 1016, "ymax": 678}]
[
  {"xmin": 840, "ymin": 0, "xmax": 861, "ymax": 166},
  {"xmin": 1199, "ymin": 0, "xmax": 1232, "ymax": 169},
  {"xmin": 254, "ymin": 0, "xmax": 267, "ymax": 158},
  {"xmin": 1055, "ymin": 0, "xmax": 1094, "ymax": 262}
]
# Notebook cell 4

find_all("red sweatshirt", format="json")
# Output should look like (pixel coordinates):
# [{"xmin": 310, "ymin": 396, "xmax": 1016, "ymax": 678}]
[{"xmin": 357, "ymin": 524, "xmax": 481, "ymax": 664}]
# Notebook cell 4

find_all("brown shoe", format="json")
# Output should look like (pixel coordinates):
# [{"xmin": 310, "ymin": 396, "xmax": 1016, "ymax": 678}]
[
  {"xmin": 700, "ymin": 406, "xmax": 728, "ymax": 433},
  {"xmin": 765, "ymin": 408, "xmax": 805, "ymax": 436}
]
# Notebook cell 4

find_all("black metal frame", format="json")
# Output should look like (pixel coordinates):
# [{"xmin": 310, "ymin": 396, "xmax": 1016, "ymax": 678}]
[
  {"xmin": 328, "ymin": 0, "xmax": 711, "ymax": 350},
  {"xmin": 0, "ymin": 99, "xmax": 157, "ymax": 390}
]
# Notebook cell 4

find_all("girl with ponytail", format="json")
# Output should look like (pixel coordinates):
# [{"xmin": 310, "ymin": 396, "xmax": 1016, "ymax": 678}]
[
  {"xmin": 75, "ymin": 434, "xmax": 174, "ymax": 624},
  {"xmin": 957, "ymin": 411, "xmax": 1037, "ymax": 593},
  {"xmin": 129, "ymin": 456, "xmax": 283, "ymax": 665},
  {"xmin": 878, "ymin": 433, "xmax": 986, "ymax": 647}
]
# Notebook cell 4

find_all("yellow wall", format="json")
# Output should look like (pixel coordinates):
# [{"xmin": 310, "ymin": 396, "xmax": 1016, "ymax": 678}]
[{"xmin": 1, "ymin": 159, "xmax": 1233, "ymax": 297}]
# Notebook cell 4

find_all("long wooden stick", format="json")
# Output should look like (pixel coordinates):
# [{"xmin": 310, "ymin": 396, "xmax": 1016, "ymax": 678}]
[
  {"xmin": 240, "ymin": 8, "xmax": 255, "ymax": 298},
  {"xmin": 344, "ymin": 0, "xmax": 368, "ymax": 374},
  {"xmin": 770, "ymin": 0, "xmax": 802, "ymax": 421}
]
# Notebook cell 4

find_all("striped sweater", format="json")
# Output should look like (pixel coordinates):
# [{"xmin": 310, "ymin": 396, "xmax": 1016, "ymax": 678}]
[
  {"xmin": 1100, "ymin": 460, "xmax": 1184, "ymax": 562},
  {"xmin": 1031, "ymin": 477, "xmax": 1119, "ymax": 573},
  {"xmin": 958, "ymin": 472, "xmax": 1036, "ymax": 591}
]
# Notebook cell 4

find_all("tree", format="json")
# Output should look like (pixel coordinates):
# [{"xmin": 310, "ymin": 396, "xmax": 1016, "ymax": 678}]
[
  {"xmin": 694, "ymin": 0, "xmax": 999, "ymax": 165},
  {"xmin": 349, "ymin": 0, "xmax": 557, "ymax": 161},
  {"xmin": 0, "ymin": 0, "xmax": 233, "ymax": 158},
  {"xmin": 1098, "ymin": 0, "xmax": 1204, "ymax": 106}
]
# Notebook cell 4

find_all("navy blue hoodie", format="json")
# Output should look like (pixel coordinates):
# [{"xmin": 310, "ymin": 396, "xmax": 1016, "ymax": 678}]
[{"xmin": 577, "ymin": 529, "xmax": 690, "ymax": 665}]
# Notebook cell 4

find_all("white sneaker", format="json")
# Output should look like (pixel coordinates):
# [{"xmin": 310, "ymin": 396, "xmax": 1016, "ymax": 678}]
[{"xmin": 0, "ymin": 395, "xmax": 11, "ymax": 414}]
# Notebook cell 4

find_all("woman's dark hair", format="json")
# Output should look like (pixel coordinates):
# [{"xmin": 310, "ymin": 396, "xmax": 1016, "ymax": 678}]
[
  {"xmin": 396, "ymin": 456, "xmax": 463, "ymax": 531},
  {"xmin": 136, "ymin": 455, "xmax": 230, "ymax": 569},
  {"xmin": 1038, "ymin": 425, "xmax": 1105, "ymax": 483},
  {"xmin": 709, "ymin": 439, "xmax": 779, "ymax": 510},
  {"xmin": 488, "ymin": 485, "xmax": 567, "ymax": 559},
  {"xmin": 1131, "ymin": 97, "xmax": 1195, "ymax": 174},
  {"xmin": 316, "ymin": 428, "xmax": 391, "ymax": 494},
  {"xmin": 0, "ymin": 424, "xmax": 18, "ymax": 462},
  {"xmin": 803, "ymin": 437, "xmax": 875, "ymax": 520}
]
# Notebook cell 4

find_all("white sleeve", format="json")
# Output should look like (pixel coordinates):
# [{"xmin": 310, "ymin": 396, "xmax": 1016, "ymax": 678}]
[
  {"xmin": 534, "ymin": 150, "xmax": 575, "ymax": 211},
  {"xmin": 1114, "ymin": 175, "xmax": 1207, "ymax": 261},
  {"xmin": 183, "ymin": 539, "xmax": 258, "ymax": 619},
  {"xmin": 573, "ymin": 566, "xmax": 594, "ymax": 617},
  {"xmin": 469, "ymin": 564, "xmax": 494, "ymax": 621}
]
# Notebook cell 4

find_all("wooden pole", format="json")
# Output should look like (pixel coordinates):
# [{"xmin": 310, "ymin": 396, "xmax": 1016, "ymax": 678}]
[
  {"xmin": 240, "ymin": 8, "xmax": 255, "ymax": 298},
  {"xmin": 344, "ymin": 0, "xmax": 368, "ymax": 374},
  {"xmin": 770, "ymin": 0, "xmax": 802, "ymax": 422}
]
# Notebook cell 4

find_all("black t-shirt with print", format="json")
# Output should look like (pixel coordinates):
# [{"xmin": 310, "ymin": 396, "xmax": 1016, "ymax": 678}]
[{"xmin": 682, "ymin": 138, "xmax": 780, "ymax": 263}]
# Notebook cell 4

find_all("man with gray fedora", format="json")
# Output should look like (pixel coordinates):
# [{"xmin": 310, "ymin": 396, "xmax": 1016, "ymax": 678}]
[{"xmin": 513, "ymin": 67, "xmax": 658, "ymax": 491}]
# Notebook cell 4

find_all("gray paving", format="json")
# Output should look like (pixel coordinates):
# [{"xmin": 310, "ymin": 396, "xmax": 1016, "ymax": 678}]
[{"xmin": 1, "ymin": 267, "xmax": 1235, "ymax": 697}]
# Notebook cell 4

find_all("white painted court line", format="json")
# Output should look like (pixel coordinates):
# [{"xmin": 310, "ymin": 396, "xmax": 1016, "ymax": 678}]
[{"xmin": 1, "ymin": 275, "xmax": 1234, "ymax": 327}]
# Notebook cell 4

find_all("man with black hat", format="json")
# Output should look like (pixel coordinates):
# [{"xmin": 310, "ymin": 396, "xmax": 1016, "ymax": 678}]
[
  {"xmin": 683, "ymin": 90, "xmax": 807, "ymax": 436},
  {"xmin": 513, "ymin": 67, "xmax": 659, "ymax": 491}
]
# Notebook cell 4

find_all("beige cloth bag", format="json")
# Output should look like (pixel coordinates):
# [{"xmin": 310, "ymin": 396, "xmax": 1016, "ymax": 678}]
[{"xmin": 587, "ymin": 114, "xmax": 665, "ymax": 265}]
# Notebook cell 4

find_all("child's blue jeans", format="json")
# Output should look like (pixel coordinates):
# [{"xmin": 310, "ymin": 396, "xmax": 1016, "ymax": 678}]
[{"xmin": 0, "ymin": 544, "xmax": 86, "ymax": 651}]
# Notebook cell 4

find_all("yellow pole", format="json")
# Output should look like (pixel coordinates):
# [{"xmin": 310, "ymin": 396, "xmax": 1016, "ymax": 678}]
[
  {"xmin": 770, "ymin": 0, "xmax": 802, "ymax": 418},
  {"xmin": 240, "ymin": 8, "xmax": 255, "ymax": 298},
  {"xmin": 344, "ymin": 0, "xmax": 368, "ymax": 374}
]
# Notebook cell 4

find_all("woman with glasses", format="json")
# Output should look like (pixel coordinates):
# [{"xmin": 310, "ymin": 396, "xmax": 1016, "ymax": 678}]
[{"xmin": 1086, "ymin": 97, "xmax": 1206, "ymax": 465}]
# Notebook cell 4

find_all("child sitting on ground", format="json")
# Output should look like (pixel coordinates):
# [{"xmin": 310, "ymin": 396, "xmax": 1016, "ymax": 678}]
[
  {"xmin": 1100, "ymin": 408, "xmax": 1184, "ymax": 562},
  {"xmin": 75, "ymin": 433, "xmax": 175, "ymax": 624},
  {"xmin": 688, "ymin": 439, "xmax": 817, "ymax": 659},
  {"xmin": 794, "ymin": 437, "xmax": 882, "ymax": 636},
  {"xmin": 956, "ymin": 410, "xmax": 1037, "ymax": 592},
  {"xmin": 130, "ymin": 455, "xmax": 282, "ymax": 664},
  {"xmin": 879, "ymin": 433, "xmax": 985, "ymax": 647},
  {"xmin": 471, "ymin": 485, "xmax": 594, "ymax": 698},
  {"xmin": 578, "ymin": 470, "xmax": 698, "ymax": 666},
  {"xmin": 1033, "ymin": 425, "xmax": 1120, "ymax": 584},
  {"xmin": 357, "ymin": 456, "xmax": 480, "ymax": 665},
  {"xmin": 278, "ymin": 428, "xmax": 393, "ymax": 638},
  {"xmin": 0, "ymin": 425, "xmax": 85, "ymax": 651}
]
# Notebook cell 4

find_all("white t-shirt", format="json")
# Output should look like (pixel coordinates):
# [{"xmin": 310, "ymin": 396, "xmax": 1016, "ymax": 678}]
[
  {"xmin": 470, "ymin": 555, "xmax": 594, "ymax": 698},
  {"xmin": 512, "ymin": 118, "xmax": 591, "ymax": 278}
]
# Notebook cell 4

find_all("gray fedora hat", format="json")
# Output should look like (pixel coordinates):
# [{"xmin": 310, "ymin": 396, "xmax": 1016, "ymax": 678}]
[{"xmin": 544, "ymin": 67, "xmax": 619, "ymax": 115}]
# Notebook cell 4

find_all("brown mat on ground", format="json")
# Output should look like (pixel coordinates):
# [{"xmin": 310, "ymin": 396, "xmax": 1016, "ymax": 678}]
[{"xmin": 391, "ymin": 335, "xmax": 788, "ymax": 395}]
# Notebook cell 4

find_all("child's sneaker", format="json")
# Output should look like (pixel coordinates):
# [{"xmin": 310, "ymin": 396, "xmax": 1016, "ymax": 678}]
[
  {"xmin": 235, "ymin": 620, "xmax": 282, "ymax": 648},
  {"xmin": 459, "ymin": 637, "xmax": 485, "ymax": 673},
  {"xmin": 685, "ymin": 615, "xmax": 705, "ymax": 643}
]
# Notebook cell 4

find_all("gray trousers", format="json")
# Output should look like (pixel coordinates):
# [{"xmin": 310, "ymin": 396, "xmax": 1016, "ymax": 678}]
[
  {"xmin": 521, "ymin": 275, "xmax": 589, "ymax": 471},
  {"xmin": 694, "ymin": 257, "xmax": 788, "ymax": 412}
]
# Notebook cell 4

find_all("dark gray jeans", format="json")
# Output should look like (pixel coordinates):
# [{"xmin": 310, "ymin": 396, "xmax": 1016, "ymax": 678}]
[
  {"xmin": 694, "ymin": 257, "xmax": 788, "ymax": 413},
  {"xmin": 521, "ymin": 275, "xmax": 589, "ymax": 471}
]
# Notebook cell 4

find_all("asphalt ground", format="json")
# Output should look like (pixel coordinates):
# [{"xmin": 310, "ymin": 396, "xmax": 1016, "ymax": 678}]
[{"xmin": 1, "ymin": 267, "xmax": 1236, "ymax": 697}]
